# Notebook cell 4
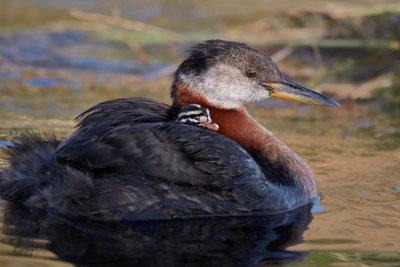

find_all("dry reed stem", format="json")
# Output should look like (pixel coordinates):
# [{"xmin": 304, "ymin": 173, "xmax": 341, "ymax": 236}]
[{"xmin": 70, "ymin": 9, "xmax": 187, "ymax": 42}]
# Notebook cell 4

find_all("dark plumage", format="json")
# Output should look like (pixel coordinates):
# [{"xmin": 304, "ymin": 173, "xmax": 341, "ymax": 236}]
[
  {"xmin": 0, "ymin": 98, "xmax": 278, "ymax": 221},
  {"xmin": 173, "ymin": 40, "xmax": 281, "ymax": 81},
  {"xmin": 0, "ymin": 40, "xmax": 338, "ymax": 221}
]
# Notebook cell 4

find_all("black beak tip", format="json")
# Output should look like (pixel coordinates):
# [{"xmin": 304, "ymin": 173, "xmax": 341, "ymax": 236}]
[
  {"xmin": 326, "ymin": 98, "xmax": 340, "ymax": 107},
  {"xmin": 326, "ymin": 98, "xmax": 340, "ymax": 108}
]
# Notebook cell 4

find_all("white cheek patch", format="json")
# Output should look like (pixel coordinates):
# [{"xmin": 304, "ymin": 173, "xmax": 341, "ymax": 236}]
[{"xmin": 179, "ymin": 63, "xmax": 267, "ymax": 109}]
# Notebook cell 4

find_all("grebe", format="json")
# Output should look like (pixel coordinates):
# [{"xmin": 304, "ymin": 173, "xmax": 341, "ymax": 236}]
[{"xmin": 0, "ymin": 40, "xmax": 338, "ymax": 221}]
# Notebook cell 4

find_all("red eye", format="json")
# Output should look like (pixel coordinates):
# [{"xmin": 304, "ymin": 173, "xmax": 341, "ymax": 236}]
[{"xmin": 246, "ymin": 69, "xmax": 257, "ymax": 78}]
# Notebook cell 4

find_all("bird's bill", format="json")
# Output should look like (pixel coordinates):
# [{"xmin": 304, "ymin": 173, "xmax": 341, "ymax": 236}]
[{"xmin": 261, "ymin": 80, "xmax": 339, "ymax": 107}]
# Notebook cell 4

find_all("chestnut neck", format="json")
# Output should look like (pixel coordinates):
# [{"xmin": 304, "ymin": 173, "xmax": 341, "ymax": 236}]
[{"xmin": 172, "ymin": 82, "xmax": 317, "ymax": 197}]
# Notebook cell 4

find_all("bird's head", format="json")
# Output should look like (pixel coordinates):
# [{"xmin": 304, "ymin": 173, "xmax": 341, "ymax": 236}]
[{"xmin": 171, "ymin": 39, "xmax": 339, "ymax": 109}]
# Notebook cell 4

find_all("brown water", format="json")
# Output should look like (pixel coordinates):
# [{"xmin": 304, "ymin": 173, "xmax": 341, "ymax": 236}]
[{"xmin": 0, "ymin": 1, "xmax": 400, "ymax": 266}]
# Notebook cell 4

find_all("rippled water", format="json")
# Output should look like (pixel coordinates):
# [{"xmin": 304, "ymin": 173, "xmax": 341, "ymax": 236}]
[
  {"xmin": 1, "ymin": 1, "xmax": 400, "ymax": 266},
  {"xmin": 1, "ymin": 101, "xmax": 399, "ymax": 266}
]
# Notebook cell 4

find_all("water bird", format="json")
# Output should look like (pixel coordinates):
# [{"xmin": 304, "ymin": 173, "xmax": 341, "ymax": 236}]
[{"xmin": 0, "ymin": 40, "xmax": 338, "ymax": 221}]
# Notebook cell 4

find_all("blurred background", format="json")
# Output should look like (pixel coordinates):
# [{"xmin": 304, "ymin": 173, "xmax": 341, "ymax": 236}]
[
  {"xmin": 1, "ymin": 0, "xmax": 399, "ymax": 117},
  {"xmin": 0, "ymin": 0, "xmax": 399, "ymax": 266}
]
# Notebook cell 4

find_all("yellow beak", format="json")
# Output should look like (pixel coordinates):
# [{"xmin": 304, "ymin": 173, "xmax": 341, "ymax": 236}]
[{"xmin": 261, "ymin": 80, "xmax": 339, "ymax": 107}]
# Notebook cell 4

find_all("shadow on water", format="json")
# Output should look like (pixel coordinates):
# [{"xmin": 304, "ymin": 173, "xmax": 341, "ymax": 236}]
[{"xmin": 0, "ymin": 203, "xmax": 313, "ymax": 266}]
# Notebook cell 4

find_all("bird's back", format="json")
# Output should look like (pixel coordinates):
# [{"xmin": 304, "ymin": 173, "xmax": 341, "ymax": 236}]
[{"xmin": 0, "ymin": 97, "xmax": 282, "ymax": 221}]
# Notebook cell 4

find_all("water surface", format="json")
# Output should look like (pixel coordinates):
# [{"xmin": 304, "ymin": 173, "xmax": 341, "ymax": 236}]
[{"xmin": 0, "ymin": 1, "xmax": 399, "ymax": 266}]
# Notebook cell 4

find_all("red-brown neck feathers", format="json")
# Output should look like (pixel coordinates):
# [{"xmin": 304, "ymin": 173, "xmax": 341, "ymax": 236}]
[
  {"xmin": 173, "ymin": 82, "xmax": 316, "ymax": 196},
  {"xmin": 173, "ymin": 82, "xmax": 271, "ymax": 151},
  {"xmin": 173, "ymin": 82, "xmax": 209, "ymax": 107},
  {"xmin": 174, "ymin": 83, "xmax": 252, "ymax": 149}
]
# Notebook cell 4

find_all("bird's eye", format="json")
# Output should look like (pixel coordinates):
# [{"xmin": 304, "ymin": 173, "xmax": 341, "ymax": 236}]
[{"xmin": 246, "ymin": 69, "xmax": 257, "ymax": 78}]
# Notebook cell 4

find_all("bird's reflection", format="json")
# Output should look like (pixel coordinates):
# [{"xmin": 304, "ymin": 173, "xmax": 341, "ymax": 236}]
[{"xmin": 0, "ymin": 204, "xmax": 313, "ymax": 267}]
